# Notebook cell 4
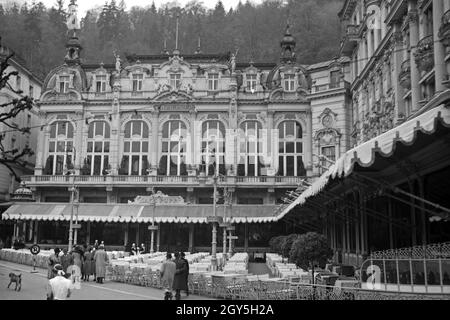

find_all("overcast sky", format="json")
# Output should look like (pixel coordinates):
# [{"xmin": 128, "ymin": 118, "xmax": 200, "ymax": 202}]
[{"xmin": 4, "ymin": 0, "xmax": 264, "ymax": 16}]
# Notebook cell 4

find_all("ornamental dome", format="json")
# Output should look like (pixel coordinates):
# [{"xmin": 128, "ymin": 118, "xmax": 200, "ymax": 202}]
[{"xmin": 12, "ymin": 181, "xmax": 34, "ymax": 202}]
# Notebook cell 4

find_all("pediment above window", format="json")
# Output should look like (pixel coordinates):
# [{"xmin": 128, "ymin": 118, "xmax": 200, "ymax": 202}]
[
  {"xmin": 124, "ymin": 64, "xmax": 152, "ymax": 76},
  {"xmin": 41, "ymin": 89, "xmax": 82, "ymax": 101},
  {"xmin": 153, "ymin": 90, "xmax": 193, "ymax": 103}
]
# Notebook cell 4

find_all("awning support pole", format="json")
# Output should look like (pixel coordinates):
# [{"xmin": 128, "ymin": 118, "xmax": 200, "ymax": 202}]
[{"xmin": 353, "ymin": 172, "xmax": 450, "ymax": 216}]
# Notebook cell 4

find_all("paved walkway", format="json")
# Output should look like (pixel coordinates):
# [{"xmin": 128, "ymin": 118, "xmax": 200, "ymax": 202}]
[
  {"xmin": 0, "ymin": 260, "xmax": 214, "ymax": 300},
  {"xmin": 248, "ymin": 262, "xmax": 273, "ymax": 276}
]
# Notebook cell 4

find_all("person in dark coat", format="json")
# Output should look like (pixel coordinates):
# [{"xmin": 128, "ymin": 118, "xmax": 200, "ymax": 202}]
[
  {"xmin": 60, "ymin": 248, "xmax": 73, "ymax": 277},
  {"xmin": 180, "ymin": 252, "xmax": 190, "ymax": 296},
  {"xmin": 82, "ymin": 247, "xmax": 94, "ymax": 281},
  {"xmin": 172, "ymin": 252, "xmax": 188, "ymax": 300}
]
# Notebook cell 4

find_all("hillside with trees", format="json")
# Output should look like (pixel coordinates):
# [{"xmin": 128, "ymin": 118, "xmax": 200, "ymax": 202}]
[{"xmin": 0, "ymin": 0, "xmax": 344, "ymax": 79}]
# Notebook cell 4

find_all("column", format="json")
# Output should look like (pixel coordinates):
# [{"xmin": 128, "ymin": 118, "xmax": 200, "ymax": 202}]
[
  {"xmin": 362, "ymin": 34, "xmax": 368, "ymax": 69},
  {"xmin": 110, "ymin": 110, "xmax": 120, "ymax": 176},
  {"xmin": 408, "ymin": 1, "xmax": 421, "ymax": 112},
  {"xmin": 367, "ymin": 29, "xmax": 374, "ymax": 58},
  {"xmin": 35, "ymin": 112, "xmax": 46, "ymax": 175},
  {"xmin": 156, "ymin": 229, "xmax": 160, "ymax": 252},
  {"xmin": 359, "ymin": 195, "xmax": 366, "ymax": 255},
  {"xmin": 188, "ymin": 224, "xmax": 194, "ymax": 253},
  {"xmin": 124, "ymin": 223, "xmax": 128, "ymax": 246},
  {"xmin": 267, "ymin": 111, "xmax": 274, "ymax": 173},
  {"xmin": 135, "ymin": 223, "xmax": 139, "ymax": 245},
  {"xmin": 306, "ymin": 111, "xmax": 313, "ymax": 175},
  {"xmin": 388, "ymin": 198, "xmax": 394, "ymax": 249},
  {"xmin": 409, "ymin": 181, "xmax": 417, "ymax": 246},
  {"xmin": 434, "ymin": 0, "xmax": 447, "ymax": 92},
  {"xmin": 33, "ymin": 221, "xmax": 39, "ymax": 244},
  {"xmin": 392, "ymin": 23, "xmax": 406, "ymax": 122},
  {"xmin": 374, "ymin": 24, "xmax": 381, "ymax": 51},
  {"xmin": 381, "ymin": 4, "xmax": 387, "ymax": 38},
  {"xmin": 244, "ymin": 222, "xmax": 248, "ymax": 252},
  {"xmin": 75, "ymin": 111, "xmax": 84, "ymax": 175}
]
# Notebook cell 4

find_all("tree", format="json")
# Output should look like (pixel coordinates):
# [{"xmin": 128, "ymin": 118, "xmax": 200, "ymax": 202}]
[
  {"xmin": 289, "ymin": 232, "xmax": 333, "ymax": 285},
  {"xmin": 268, "ymin": 235, "xmax": 284, "ymax": 255},
  {"xmin": 0, "ymin": 48, "xmax": 35, "ymax": 182},
  {"xmin": 280, "ymin": 233, "xmax": 299, "ymax": 260}
]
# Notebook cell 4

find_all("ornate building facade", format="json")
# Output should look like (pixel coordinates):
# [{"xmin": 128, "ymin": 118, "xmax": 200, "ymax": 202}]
[
  {"xmin": 11, "ymin": 26, "xmax": 353, "ymax": 250},
  {"xmin": 339, "ymin": 0, "xmax": 450, "ymax": 145}
]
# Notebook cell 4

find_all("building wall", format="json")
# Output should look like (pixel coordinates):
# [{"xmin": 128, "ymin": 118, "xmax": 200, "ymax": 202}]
[
  {"xmin": 0, "ymin": 46, "xmax": 42, "ymax": 202},
  {"xmin": 340, "ymin": 0, "xmax": 450, "ymax": 147}
]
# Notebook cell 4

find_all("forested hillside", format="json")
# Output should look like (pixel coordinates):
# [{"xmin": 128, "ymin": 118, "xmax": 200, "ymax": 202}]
[{"xmin": 0, "ymin": 0, "xmax": 344, "ymax": 79}]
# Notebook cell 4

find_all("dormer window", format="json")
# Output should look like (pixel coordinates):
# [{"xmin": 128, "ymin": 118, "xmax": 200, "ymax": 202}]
[
  {"xmin": 59, "ymin": 76, "xmax": 70, "ymax": 93},
  {"xmin": 170, "ymin": 73, "xmax": 181, "ymax": 89},
  {"xmin": 208, "ymin": 73, "xmax": 219, "ymax": 91},
  {"xmin": 132, "ymin": 74, "xmax": 143, "ymax": 91},
  {"xmin": 96, "ymin": 75, "xmax": 107, "ymax": 92},
  {"xmin": 246, "ymin": 74, "xmax": 257, "ymax": 91},
  {"xmin": 284, "ymin": 74, "xmax": 295, "ymax": 92},
  {"xmin": 330, "ymin": 70, "xmax": 341, "ymax": 89}
]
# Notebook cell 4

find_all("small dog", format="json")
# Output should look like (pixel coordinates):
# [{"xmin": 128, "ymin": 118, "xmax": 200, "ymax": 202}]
[
  {"xmin": 164, "ymin": 291, "xmax": 173, "ymax": 300},
  {"xmin": 7, "ymin": 273, "xmax": 22, "ymax": 291}
]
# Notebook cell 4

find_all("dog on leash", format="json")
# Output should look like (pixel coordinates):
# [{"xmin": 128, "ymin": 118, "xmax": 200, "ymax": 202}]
[{"xmin": 7, "ymin": 273, "xmax": 22, "ymax": 291}]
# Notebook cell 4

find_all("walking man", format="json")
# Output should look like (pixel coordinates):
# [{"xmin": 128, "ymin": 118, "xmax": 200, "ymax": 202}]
[
  {"xmin": 180, "ymin": 252, "xmax": 190, "ymax": 296},
  {"xmin": 173, "ymin": 252, "xmax": 188, "ymax": 300},
  {"xmin": 160, "ymin": 252, "xmax": 176, "ymax": 300}
]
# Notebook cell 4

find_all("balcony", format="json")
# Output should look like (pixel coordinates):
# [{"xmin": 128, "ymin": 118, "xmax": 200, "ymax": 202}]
[
  {"xmin": 340, "ymin": 24, "xmax": 360, "ymax": 56},
  {"xmin": 414, "ymin": 35, "xmax": 434, "ymax": 73},
  {"xmin": 21, "ymin": 175, "xmax": 305, "ymax": 188},
  {"xmin": 399, "ymin": 60, "xmax": 411, "ymax": 90},
  {"xmin": 439, "ymin": 9, "xmax": 450, "ymax": 48},
  {"xmin": 312, "ymin": 81, "xmax": 349, "ymax": 93}
]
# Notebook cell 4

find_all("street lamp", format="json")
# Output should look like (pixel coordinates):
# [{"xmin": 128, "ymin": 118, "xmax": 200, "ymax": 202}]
[
  {"xmin": 148, "ymin": 187, "xmax": 159, "ymax": 253},
  {"xmin": 66, "ymin": 170, "xmax": 78, "ymax": 252}
]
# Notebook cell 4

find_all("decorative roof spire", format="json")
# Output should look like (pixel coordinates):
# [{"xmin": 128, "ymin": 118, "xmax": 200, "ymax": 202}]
[
  {"xmin": 64, "ymin": 0, "xmax": 82, "ymax": 65},
  {"xmin": 161, "ymin": 38, "xmax": 169, "ymax": 55},
  {"xmin": 195, "ymin": 37, "xmax": 202, "ymax": 54},
  {"xmin": 173, "ymin": 13, "xmax": 180, "ymax": 56},
  {"xmin": 280, "ymin": 23, "xmax": 296, "ymax": 64}
]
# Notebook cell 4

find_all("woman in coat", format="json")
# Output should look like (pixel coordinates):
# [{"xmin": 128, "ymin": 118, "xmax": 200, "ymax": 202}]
[
  {"xmin": 82, "ymin": 247, "xmax": 94, "ymax": 281},
  {"xmin": 47, "ymin": 248, "xmax": 61, "ymax": 279},
  {"xmin": 71, "ymin": 246, "xmax": 83, "ymax": 271},
  {"xmin": 172, "ymin": 252, "xmax": 188, "ymax": 300},
  {"xmin": 93, "ymin": 244, "xmax": 109, "ymax": 283}
]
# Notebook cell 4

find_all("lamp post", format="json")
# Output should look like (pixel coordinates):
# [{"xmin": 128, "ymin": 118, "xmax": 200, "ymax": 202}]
[
  {"xmin": 211, "ymin": 174, "xmax": 218, "ymax": 270},
  {"xmin": 148, "ymin": 187, "xmax": 158, "ymax": 253},
  {"xmin": 67, "ymin": 171, "xmax": 77, "ymax": 252}
]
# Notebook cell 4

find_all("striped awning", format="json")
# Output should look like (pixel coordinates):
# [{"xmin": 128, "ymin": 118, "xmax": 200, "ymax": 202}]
[
  {"xmin": 1, "ymin": 203, "xmax": 279, "ymax": 224},
  {"xmin": 275, "ymin": 104, "xmax": 450, "ymax": 221}
]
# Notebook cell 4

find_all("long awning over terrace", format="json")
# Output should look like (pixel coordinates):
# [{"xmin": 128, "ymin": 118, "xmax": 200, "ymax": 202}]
[
  {"xmin": 275, "ymin": 104, "xmax": 450, "ymax": 221},
  {"xmin": 1, "ymin": 203, "xmax": 279, "ymax": 224}
]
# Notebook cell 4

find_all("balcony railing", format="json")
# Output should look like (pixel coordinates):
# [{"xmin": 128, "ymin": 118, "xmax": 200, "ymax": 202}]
[
  {"xmin": 22, "ymin": 175, "xmax": 306, "ymax": 187},
  {"xmin": 313, "ymin": 81, "xmax": 348, "ymax": 93},
  {"xmin": 399, "ymin": 60, "xmax": 411, "ymax": 90},
  {"xmin": 414, "ymin": 35, "xmax": 434, "ymax": 73}
]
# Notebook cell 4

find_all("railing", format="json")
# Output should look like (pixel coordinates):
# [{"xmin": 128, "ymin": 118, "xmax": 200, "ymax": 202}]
[
  {"xmin": 313, "ymin": 81, "xmax": 348, "ymax": 93},
  {"xmin": 416, "ymin": 35, "xmax": 434, "ymax": 53},
  {"xmin": 105, "ymin": 265, "xmax": 450, "ymax": 300},
  {"xmin": 23, "ymin": 175, "xmax": 305, "ymax": 186},
  {"xmin": 370, "ymin": 242, "xmax": 450, "ymax": 259}
]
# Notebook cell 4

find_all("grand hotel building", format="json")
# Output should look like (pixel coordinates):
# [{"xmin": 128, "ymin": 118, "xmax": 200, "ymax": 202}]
[
  {"xmin": 2, "ymin": 26, "xmax": 353, "ymax": 252},
  {"xmin": 4, "ymin": 0, "xmax": 450, "ymax": 264}
]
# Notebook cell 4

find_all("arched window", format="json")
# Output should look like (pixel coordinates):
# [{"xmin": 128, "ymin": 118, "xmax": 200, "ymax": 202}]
[
  {"xmin": 200, "ymin": 120, "xmax": 226, "ymax": 176},
  {"xmin": 86, "ymin": 121, "xmax": 110, "ymax": 175},
  {"xmin": 238, "ymin": 121, "xmax": 264, "ymax": 176},
  {"xmin": 120, "ymin": 121, "xmax": 149, "ymax": 175},
  {"xmin": 45, "ymin": 121, "xmax": 74, "ymax": 175},
  {"xmin": 159, "ymin": 120, "xmax": 187, "ymax": 176},
  {"xmin": 277, "ymin": 121, "xmax": 305, "ymax": 176}
]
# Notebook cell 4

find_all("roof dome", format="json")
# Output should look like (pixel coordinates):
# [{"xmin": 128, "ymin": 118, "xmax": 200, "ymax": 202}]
[
  {"xmin": 280, "ymin": 25, "xmax": 296, "ymax": 47},
  {"xmin": 12, "ymin": 182, "xmax": 34, "ymax": 202}
]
